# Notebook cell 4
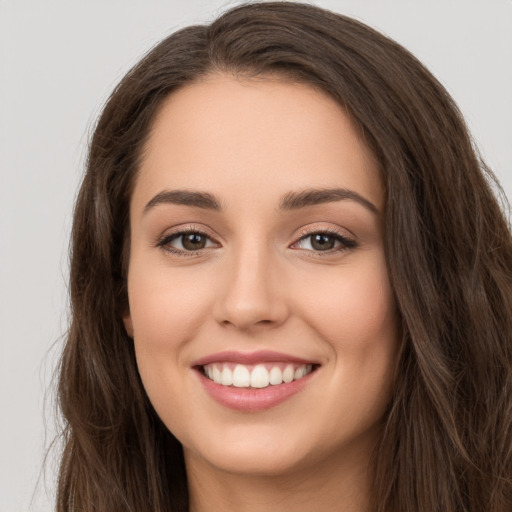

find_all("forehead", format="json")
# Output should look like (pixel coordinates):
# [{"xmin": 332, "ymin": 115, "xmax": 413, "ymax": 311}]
[{"xmin": 134, "ymin": 74, "xmax": 383, "ymax": 212}]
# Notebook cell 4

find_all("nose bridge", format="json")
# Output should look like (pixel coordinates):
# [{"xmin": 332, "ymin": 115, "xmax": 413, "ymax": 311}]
[{"xmin": 214, "ymin": 237, "xmax": 288, "ymax": 330}]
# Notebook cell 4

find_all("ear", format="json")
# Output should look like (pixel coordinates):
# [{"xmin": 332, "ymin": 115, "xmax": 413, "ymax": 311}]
[{"xmin": 122, "ymin": 312, "xmax": 134, "ymax": 338}]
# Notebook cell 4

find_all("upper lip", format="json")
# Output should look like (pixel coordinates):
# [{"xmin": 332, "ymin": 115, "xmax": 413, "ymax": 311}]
[{"xmin": 191, "ymin": 350, "xmax": 319, "ymax": 367}]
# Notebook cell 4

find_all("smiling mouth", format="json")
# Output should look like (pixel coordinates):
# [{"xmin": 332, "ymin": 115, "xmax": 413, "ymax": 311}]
[
  {"xmin": 200, "ymin": 362, "xmax": 317, "ymax": 389},
  {"xmin": 193, "ymin": 352, "xmax": 320, "ymax": 411}
]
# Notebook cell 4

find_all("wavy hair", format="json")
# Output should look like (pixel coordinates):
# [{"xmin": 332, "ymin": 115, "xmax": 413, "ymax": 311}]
[{"xmin": 57, "ymin": 2, "xmax": 512, "ymax": 511}]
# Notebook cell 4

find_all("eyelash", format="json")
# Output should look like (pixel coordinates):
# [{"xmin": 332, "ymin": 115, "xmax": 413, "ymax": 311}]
[{"xmin": 156, "ymin": 227, "xmax": 357, "ymax": 257}]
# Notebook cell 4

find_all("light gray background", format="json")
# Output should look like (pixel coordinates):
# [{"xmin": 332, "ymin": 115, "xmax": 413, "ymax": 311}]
[{"xmin": 1, "ymin": 1, "xmax": 511, "ymax": 510}]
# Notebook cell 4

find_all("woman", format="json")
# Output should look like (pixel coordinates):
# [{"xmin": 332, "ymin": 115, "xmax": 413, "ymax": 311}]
[{"xmin": 57, "ymin": 2, "xmax": 512, "ymax": 511}]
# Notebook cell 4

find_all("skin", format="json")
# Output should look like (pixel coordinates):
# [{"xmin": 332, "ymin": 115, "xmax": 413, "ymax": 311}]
[{"xmin": 123, "ymin": 74, "xmax": 399, "ymax": 512}]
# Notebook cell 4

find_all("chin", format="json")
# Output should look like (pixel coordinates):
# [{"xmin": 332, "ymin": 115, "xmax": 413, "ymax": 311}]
[
  {"xmin": 180, "ymin": 416, "xmax": 344, "ymax": 478},
  {"xmin": 187, "ymin": 436, "xmax": 314, "ymax": 477},
  {"xmin": 179, "ymin": 408, "xmax": 386, "ymax": 481}
]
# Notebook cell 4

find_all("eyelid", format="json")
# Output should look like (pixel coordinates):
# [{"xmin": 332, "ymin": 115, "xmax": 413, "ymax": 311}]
[{"xmin": 294, "ymin": 223, "xmax": 356, "ymax": 239}]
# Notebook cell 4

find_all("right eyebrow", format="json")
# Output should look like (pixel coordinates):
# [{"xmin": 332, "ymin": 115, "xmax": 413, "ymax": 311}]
[
  {"xmin": 144, "ymin": 189, "xmax": 222, "ymax": 213},
  {"xmin": 279, "ymin": 187, "xmax": 379, "ymax": 215}
]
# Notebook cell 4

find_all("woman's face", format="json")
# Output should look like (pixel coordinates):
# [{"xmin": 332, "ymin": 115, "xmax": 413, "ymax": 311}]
[{"xmin": 124, "ymin": 74, "xmax": 398, "ymax": 477}]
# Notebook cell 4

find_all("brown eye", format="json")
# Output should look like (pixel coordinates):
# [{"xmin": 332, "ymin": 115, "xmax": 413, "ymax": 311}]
[
  {"xmin": 181, "ymin": 233, "xmax": 208, "ymax": 250},
  {"xmin": 310, "ymin": 233, "xmax": 336, "ymax": 251},
  {"xmin": 293, "ymin": 231, "xmax": 357, "ymax": 253},
  {"xmin": 158, "ymin": 230, "xmax": 217, "ymax": 254}
]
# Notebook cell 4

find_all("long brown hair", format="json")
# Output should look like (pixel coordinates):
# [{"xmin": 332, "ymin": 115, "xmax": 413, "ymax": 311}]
[{"xmin": 57, "ymin": 2, "xmax": 512, "ymax": 511}]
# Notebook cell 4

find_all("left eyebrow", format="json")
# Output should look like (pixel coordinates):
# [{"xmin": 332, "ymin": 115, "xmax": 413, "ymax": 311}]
[
  {"xmin": 279, "ymin": 188, "xmax": 379, "ymax": 215},
  {"xmin": 144, "ymin": 189, "xmax": 222, "ymax": 213}
]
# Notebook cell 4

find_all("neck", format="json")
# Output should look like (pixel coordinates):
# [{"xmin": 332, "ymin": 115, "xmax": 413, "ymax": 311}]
[{"xmin": 185, "ymin": 443, "xmax": 373, "ymax": 512}]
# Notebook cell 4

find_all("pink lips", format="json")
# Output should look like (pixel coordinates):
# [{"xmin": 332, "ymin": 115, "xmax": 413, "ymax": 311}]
[
  {"xmin": 192, "ymin": 350, "xmax": 315, "ymax": 367},
  {"xmin": 192, "ymin": 350, "xmax": 318, "ymax": 412}
]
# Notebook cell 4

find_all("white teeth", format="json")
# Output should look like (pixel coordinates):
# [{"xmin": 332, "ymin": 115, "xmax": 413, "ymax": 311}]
[
  {"xmin": 269, "ymin": 366, "xmax": 282, "ymax": 385},
  {"xmin": 212, "ymin": 366, "xmax": 222, "ymax": 384},
  {"xmin": 294, "ymin": 366, "xmax": 306, "ymax": 380},
  {"xmin": 250, "ymin": 364, "xmax": 270, "ymax": 388},
  {"xmin": 282, "ymin": 365, "xmax": 294, "ymax": 383},
  {"xmin": 221, "ymin": 367, "xmax": 233, "ymax": 386},
  {"xmin": 232, "ymin": 365, "xmax": 251, "ymax": 388},
  {"xmin": 203, "ymin": 362, "xmax": 314, "ymax": 388}
]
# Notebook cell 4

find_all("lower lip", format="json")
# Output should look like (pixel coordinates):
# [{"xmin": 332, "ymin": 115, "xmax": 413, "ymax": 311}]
[{"xmin": 196, "ymin": 369, "xmax": 316, "ymax": 412}]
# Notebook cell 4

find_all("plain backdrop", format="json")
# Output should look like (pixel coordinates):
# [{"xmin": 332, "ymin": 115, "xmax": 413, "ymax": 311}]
[{"xmin": 1, "ymin": 1, "xmax": 511, "ymax": 510}]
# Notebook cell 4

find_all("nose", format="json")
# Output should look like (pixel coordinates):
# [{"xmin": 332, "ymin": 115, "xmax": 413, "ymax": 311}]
[{"xmin": 213, "ymin": 243, "xmax": 289, "ymax": 331}]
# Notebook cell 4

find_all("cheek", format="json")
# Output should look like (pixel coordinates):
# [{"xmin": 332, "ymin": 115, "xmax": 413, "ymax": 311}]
[
  {"xmin": 127, "ymin": 270, "xmax": 210, "ymax": 439},
  {"xmin": 126, "ymin": 262, "xmax": 216, "ymax": 404},
  {"xmin": 290, "ymin": 256, "xmax": 397, "ymax": 351},
  {"xmin": 128, "ymin": 264, "xmax": 212, "ymax": 348},
  {"xmin": 292, "ymin": 257, "xmax": 398, "ymax": 432}
]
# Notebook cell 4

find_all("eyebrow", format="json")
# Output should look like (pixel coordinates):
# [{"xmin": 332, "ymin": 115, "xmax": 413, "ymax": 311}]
[
  {"xmin": 279, "ymin": 188, "xmax": 378, "ymax": 214},
  {"xmin": 144, "ymin": 189, "xmax": 222, "ymax": 212},
  {"xmin": 143, "ymin": 187, "xmax": 378, "ymax": 215}
]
